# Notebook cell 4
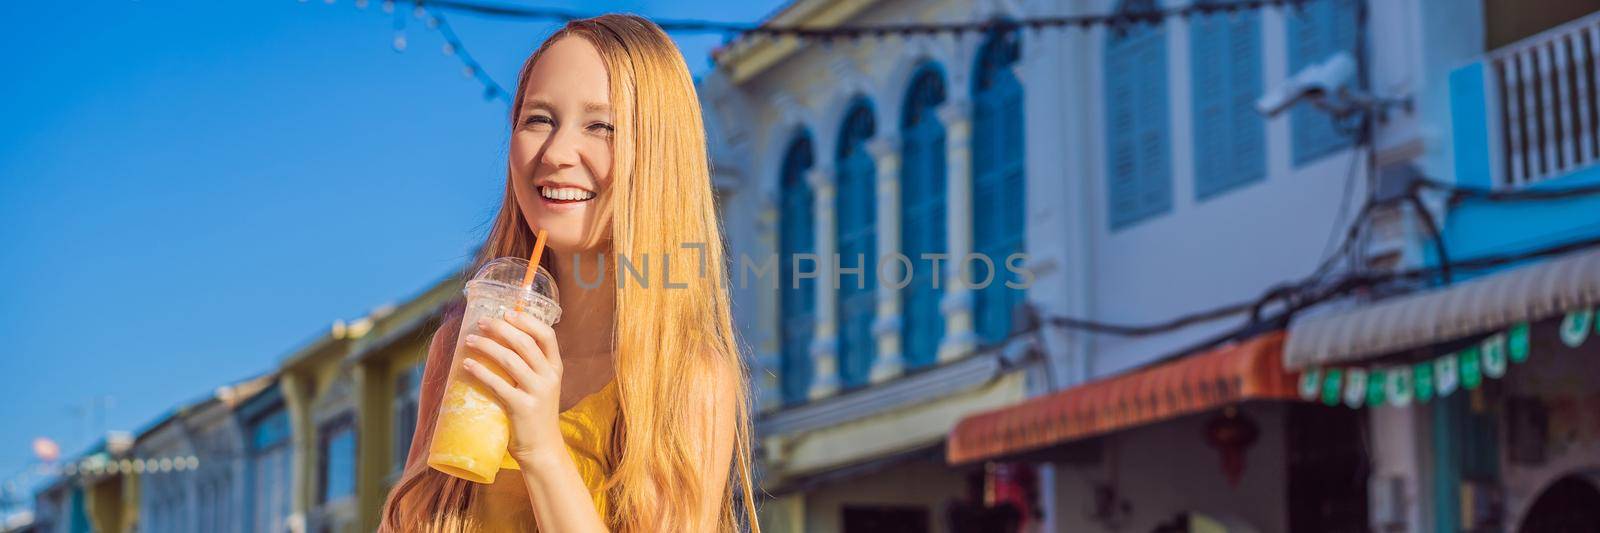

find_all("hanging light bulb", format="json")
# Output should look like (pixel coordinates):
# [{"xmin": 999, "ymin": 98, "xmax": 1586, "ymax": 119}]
[
  {"xmin": 393, "ymin": 31, "xmax": 408, "ymax": 52},
  {"xmin": 462, "ymin": 65, "xmax": 477, "ymax": 79},
  {"xmin": 355, "ymin": 0, "xmax": 369, "ymax": 8},
  {"xmin": 442, "ymin": 42, "xmax": 456, "ymax": 56},
  {"xmin": 426, "ymin": 16, "xmax": 440, "ymax": 30},
  {"xmin": 413, "ymin": 3, "xmax": 426, "ymax": 20},
  {"xmin": 382, "ymin": 0, "xmax": 395, "ymax": 14}
]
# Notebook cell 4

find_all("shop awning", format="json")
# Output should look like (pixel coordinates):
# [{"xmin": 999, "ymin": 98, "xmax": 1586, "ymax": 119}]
[
  {"xmin": 947, "ymin": 332, "xmax": 1296, "ymax": 465},
  {"xmin": 1284, "ymin": 248, "xmax": 1600, "ymax": 370}
]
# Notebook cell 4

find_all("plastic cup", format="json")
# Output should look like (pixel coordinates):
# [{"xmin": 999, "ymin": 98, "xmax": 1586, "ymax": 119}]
[{"xmin": 427, "ymin": 257, "xmax": 561, "ymax": 483}]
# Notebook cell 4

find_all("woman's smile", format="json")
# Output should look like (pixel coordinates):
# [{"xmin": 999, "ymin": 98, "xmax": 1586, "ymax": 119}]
[{"xmin": 538, "ymin": 185, "xmax": 597, "ymax": 211}]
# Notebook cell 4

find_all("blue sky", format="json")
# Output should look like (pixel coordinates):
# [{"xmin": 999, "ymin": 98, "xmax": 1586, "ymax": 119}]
[{"xmin": 0, "ymin": 0, "xmax": 782, "ymax": 499}]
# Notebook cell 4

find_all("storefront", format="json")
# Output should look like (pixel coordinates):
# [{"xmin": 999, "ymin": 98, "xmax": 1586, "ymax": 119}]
[
  {"xmin": 1285, "ymin": 247, "xmax": 1600, "ymax": 532},
  {"xmin": 947, "ymin": 332, "xmax": 1371, "ymax": 532}
]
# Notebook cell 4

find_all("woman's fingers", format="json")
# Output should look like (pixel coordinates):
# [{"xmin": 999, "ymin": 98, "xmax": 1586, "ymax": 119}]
[
  {"xmin": 462, "ymin": 334, "xmax": 538, "ymax": 388},
  {"xmin": 505, "ymin": 311, "xmax": 562, "ymax": 374},
  {"xmin": 479, "ymin": 316, "xmax": 551, "ymax": 376},
  {"xmin": 461, "ymin": 358, "xmax": 522, "ymax": 405}
]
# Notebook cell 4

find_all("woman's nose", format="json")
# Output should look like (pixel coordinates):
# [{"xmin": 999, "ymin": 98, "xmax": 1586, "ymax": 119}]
[{"xmin": 539, "ymin": 127, "xmax": 582, "ymax": 169}]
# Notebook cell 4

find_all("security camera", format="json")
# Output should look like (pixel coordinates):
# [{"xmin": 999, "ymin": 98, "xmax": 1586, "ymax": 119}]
[{"xmin": 1255, "ymin": 52, "xmax": 1357, "ymax": 117}]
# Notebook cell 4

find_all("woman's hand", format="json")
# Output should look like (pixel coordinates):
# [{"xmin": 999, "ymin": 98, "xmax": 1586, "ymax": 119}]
[{"xmin": 459, "ymin": 309, "xmax": 567, "ymax": 469}]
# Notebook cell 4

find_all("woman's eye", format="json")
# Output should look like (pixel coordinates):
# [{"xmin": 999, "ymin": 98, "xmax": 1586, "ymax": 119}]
[
  {"xmin": 588, "ymin": 122, "xmax": 615, "ymax": 135},
  {"xmin": 522, "ymin": 115, "xmax": 554, "ymax": 128}
]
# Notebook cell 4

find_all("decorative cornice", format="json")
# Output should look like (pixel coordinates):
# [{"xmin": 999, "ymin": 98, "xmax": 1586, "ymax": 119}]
[
  {"xmin": 805, "ymin": 167, "xmax": 836, "ymax": 191},
  {"xmin": 866, "ymin": 135, "xmax": 903, "ymax": 161},
  {"xmin": 758, "ymin": 348, "xmax": 1004, "ymax": 436}
]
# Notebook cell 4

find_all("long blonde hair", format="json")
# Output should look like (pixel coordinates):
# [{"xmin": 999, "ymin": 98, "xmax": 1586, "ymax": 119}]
[{"xmin": 380, "ymin": 14, "xmax": 760, "ymax": 532}]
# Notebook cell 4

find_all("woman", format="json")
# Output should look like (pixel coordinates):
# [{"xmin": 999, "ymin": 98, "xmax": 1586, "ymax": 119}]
[{"xmin": 381, "ymin": 14, "xmax": 759, "ymax": 532}]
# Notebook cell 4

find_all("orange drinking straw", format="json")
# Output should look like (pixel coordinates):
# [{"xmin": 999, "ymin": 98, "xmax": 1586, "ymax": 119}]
[{"xmin": 515, "ymin": 229, "xmax": 548, "ymax": 314}]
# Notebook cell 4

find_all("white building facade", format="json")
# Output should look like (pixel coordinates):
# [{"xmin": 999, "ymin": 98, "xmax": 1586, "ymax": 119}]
[{"xmin": 703, "ymin": 0, "xmax": 1488, "ymax": 531}]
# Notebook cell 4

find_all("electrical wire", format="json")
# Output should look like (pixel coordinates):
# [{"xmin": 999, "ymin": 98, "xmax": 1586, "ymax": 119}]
[
  {"xmin": 316, "ymin": 0, "xmax": 1330, "ymax": 104},
  {"xmin": 407, "ymin": 0, "xmax": 1321, "ymax": 38}
]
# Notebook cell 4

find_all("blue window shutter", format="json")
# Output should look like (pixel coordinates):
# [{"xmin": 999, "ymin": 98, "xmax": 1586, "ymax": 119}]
[
  {"xmin": 973, "ymin": 29, "xmax": 1027, "ymax": 345},
  {"xmin": 836, "ymin": 101, "xmax": 877, "ymax": 388},
  {"xmin": 1136, "ymin": 27, "xmax": 1172, "ymax": 218},
  {"xmin": 778, "ymin": 134, "xmax": 815, "ymax": 405},
  {"xmin": 1288, "ymin": 0, "xmax": 1359, "ymax": 165},
  {"xmin": 1106, "ymin": 42, "xmax": 1141, "ymax": 227},
  {"xmin": 1192, "ymin": 12, "xmax": 1228, "ymax": 199},
  {"xmin": 899, "ymin": 67, "xmax": 948, "ymax": 369},
  {"xmin": 1193, "ymin": 5, "xmax": 1265, "ymax": 200},
  {"xmin": 1106, "ymin": 12, "xmax": 1173, "ymax": 229},
  {"xmin": 1229, "ymin": 10, "xmax": 1267, "ymax": 185}
]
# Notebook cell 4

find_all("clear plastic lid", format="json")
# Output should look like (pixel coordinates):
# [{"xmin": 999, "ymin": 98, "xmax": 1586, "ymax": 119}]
[{"xmin": 464, "ymin": 257, "xmax": 561, "ymax": 325}]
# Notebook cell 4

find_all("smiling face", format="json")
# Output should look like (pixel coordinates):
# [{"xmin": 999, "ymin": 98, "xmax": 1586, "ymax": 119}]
[{"xmin": 510, "ymin": 36, "xmax": 615, "ymax": 254}]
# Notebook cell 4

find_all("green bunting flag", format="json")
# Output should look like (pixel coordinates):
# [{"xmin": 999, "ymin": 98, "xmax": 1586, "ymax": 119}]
[
  {"xmin": 1366, "ymin": 369, "xmax": 1388, "ymax": 407},
  {"xmin": 1344, "ymin": 368, "xmax": 1367, "ymax": 408},
  {"xmin": 1414, "ymin": 361, "xmax": 1434, "ymax": 402},
  {"xmin": 1296, "ymin": 306, "xmax": 1597, "ymax": 409},
  {"xmin": 1561, "ymin": 309, "xmax": 1592, "ymax": 348},
  {"xmin": 1436, "ymin": 354, "xmax": 1459, "ymax": 397},
  {"xmin": 1322, "ymin": 368, "xmax": 1344, "ymax": 407},
  {"xmin": 1386, "ymin": 367, "xmax": 1411, "ymax": 407},
  {"xmin": 1482, "ymin": 333, "xmax": 1508, "ymax": 378},
  {"xmin": 1460, "ymin": 347, "xmax": 1483, "ymax": 390},
  {"xmin": 1509, "ymin": 323, "xmax": 1530, "ymax": 363}
]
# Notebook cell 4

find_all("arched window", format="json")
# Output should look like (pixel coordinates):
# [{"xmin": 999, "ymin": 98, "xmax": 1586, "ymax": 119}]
[
  {"xmin": 900, "ymin": 64, "xmax": 948, "ymax": 368},
  {"xmin": 778, "ymin": 132, "xmax": 816, "ymax": 405},
  {"xmin": 1104, "ymin": 0, "xmax": 1172, "ymax": 229},
  {"xmin": 1287, "ymin": 0, "xmax": 1359, "ymax": 165},
  {"xmin": 973, "ymin": 28, "xmax": 1026, "ymax": 346},
  {"xmin": 1191, "ymin": 0, "xmax": 1265, "ymax": 199},
  {"xmin": 836, "ymin": 99, "xmax": 878, "ymax": 388}
]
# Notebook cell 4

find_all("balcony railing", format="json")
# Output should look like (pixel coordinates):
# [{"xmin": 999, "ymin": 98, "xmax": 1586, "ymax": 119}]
[{"xmin": 1486, "ymin": 10, "xmax": 1600, "ymax": 188}]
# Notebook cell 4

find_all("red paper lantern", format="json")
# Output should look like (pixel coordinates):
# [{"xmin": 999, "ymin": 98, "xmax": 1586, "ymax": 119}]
[{"xmin": 1204, "ymin": 406, "xmax": 1259, "ymax": 486}]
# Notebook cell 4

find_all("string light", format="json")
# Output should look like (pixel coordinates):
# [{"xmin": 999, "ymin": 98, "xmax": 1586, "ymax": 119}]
[
  {"xmin": 315, "ymin": 1, "xmax": 509, "ymax": 103},
  {"xmin": 314, "ymin": 0, "xmax": 1317, "ymax": 107},
  {"xmin": 426, "ymin": 8, "xmax": 509, "ymax": 103},
  {"xmin": 388, "ymin": 0, "xmax": 1314, "ymax": 41}
]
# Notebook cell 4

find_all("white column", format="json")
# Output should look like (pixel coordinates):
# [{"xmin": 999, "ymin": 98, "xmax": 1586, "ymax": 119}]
[
  {"xmin": 868, "ymin": 134, "xmax": 904, "ymax": 383},
  {"xmin": 937, "ymin": 99, "xmax": 979, "ymax": 362},
  {"xmin": 755, "ymin": 198, "xmax": 782, "ymax": 412},
  {"xmin": 807, "ymin": 167, "xmax": 840, "ymax": 400},
  {"xmin": 279, "ymin": 373, "xmax": 311, "ymax": 525}
]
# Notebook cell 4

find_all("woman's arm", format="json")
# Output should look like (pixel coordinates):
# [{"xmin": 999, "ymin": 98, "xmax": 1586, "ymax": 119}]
[
  {"xmin": 688, "ymin": 360, "xmax": 738, "ymax": 530},
  {"xmin": 517, "ymin": 356, "xmax": 737, "ymax": 532},
  {"xmin": 462, "ymin": 311, "xmax": 611, "ymax": 532},
  {"xmin": 516, "ymin": 445, "xmax": 611, "ymax": 532}
]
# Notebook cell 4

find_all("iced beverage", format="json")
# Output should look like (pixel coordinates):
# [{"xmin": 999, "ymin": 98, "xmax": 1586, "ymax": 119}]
[{"xmin": 427, "ymin": 257, "xmax": 561, "ymax": 483}]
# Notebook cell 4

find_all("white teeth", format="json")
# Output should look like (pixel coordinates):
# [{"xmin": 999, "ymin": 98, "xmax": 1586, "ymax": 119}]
[{"xmin": 539, "ymin": 186, "xmax": 595, "ymax": 202}]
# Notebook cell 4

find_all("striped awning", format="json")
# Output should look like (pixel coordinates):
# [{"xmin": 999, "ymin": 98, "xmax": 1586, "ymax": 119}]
[
  {"xmin": 947, "ymin": 332, "xmax": 1296, "ymax": 465},
  {"xmin": 1285, "ymin": 248, "xmax": 1600, "ymax": 370}
]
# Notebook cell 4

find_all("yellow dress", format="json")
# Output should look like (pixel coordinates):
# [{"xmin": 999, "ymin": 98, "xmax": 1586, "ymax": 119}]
[{"xmin": 474, "ymin": 380, "xmax": 619, "ymax": 532}]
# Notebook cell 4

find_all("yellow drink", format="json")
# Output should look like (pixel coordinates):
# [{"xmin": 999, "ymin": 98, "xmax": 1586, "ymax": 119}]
[{"xmin": 427, "ymin": 258, "xmax": 559, "ymax": 484}]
